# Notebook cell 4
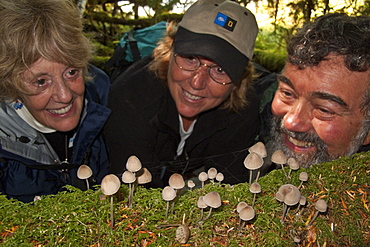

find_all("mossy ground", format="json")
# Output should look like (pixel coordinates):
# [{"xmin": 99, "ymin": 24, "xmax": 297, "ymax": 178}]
[{"xmin": 0, "ymin": 152, "xmax": 369, "ymax": 246}]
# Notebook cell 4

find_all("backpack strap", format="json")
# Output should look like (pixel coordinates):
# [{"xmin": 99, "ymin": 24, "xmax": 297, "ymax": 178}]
[{"xmin": 127, "ymin": 29, "xmax": 141, "ymax": 62}]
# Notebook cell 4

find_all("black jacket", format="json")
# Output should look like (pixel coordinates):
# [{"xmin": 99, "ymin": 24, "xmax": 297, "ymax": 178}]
[{"xmin": 106, "ymin": 57, "xmax": 262, "ymax": 187}]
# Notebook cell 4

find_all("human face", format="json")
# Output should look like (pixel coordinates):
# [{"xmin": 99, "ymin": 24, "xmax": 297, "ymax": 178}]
[
  {"xmin": 167, "ymin": 53, "xmax": 235, "ymax": 122},
  {"xmin": 20, "ymin": 58, "xmax": 85, "ymax": 132},
  {"xmin": 271, "ymin": 56, "xmax": 370, "ymax": 167}
]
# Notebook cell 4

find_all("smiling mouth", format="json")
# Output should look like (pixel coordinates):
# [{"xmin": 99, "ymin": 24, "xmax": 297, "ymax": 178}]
[
  {"xmin": 48, "ymin": 103, "xmax": 72, "ymax": 115},
  {"xmin": 288, "ymin": 136, "xmax": 314, "ymax": 148},
  {"xmin": 184, "ymin": 90, "xmax": 202, "ymax": 100}
]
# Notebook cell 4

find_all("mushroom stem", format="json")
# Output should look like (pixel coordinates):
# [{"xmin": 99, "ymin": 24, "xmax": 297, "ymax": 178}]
[
  {"xmin": 199, "ymin": 208, "xmax": 204, "ymax": 222},
  {"xmin": 239, "ymin": 218, "xmax": 246, "ymax": 230},
  {"xmin": 281, "ymin": 164, "xmax": 289, "ymax": 181},
  {"xmin": 202, "ymin": 207, "xmax": 213, "ymax": 221},
  {"xmin": 201, "ymin": 181, "xmax": 204, "ymax": 189},
  {"xmin": 85, "ymin": 178, "xmax": 90, "ymax": 190},
  {"xmin": 281, "ymin": 203, "xmax": 289, "ymax": 224},
  {"xmin": 252, "ymin": 193, "xmax": 257, "ymax": 208},
  {"xmin": 165, "ymin": 201, "xmax": 170, "ymax": 218},
  {"xmin": 308, "ymin": 211, "xmax": 320, "ymax": 227},
  {"xmin": 110, "ymin": 196, "xmax": 114, "ymax": 231},
  {"xmin": 249, "ymin": 172, "xmax": 253, "ymax": 185},
  {"xmin": 298, "ymin": 181, "xmax": 304, "ymax": 189},
  {"xmin": 255, "ymin": 169, "xmax": 261, "ymax": 183}
]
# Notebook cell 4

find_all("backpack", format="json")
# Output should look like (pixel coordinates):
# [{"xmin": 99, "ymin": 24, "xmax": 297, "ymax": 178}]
[{"xmin": 105, "ymin": 21, "xmax": 167, "ymax": 82}]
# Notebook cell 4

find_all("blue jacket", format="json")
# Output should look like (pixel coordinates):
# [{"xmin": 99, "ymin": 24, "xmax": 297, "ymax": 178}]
[{"xmin": 0, "ymin": 66, "xmax": 111, "ymax": 202}]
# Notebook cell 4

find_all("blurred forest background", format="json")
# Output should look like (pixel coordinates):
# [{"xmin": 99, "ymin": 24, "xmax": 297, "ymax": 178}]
[{"xmin": 76, "ymin": 0, "xmax": 370, "ymax": 73}]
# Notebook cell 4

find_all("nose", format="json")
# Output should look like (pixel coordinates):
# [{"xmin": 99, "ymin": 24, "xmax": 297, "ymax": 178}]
[
  {"xmin": 189, "ymin": 65, "xmax": 211, "ymax": 90},
  {"xmin": 51, "ymin": 78, "xmax": 73, "ymax": 103},
  {"xmin": 282, "ymin": 101, "xmax": 313, "ymax": 133}
]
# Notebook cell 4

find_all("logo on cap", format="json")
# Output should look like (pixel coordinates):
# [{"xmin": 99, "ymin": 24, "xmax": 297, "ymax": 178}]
[{"xmin": 214, "ymin": 12, "xmax": 237, "ymax": 31}]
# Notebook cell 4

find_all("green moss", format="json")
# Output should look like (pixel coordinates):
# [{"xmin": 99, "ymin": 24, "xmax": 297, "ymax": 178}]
[{"xmin": 0, "ymin": 152, "xmax": 369, "ymax": 246}]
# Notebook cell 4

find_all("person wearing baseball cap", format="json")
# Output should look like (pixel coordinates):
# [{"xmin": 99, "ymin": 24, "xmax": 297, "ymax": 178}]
[{"xmin": 106, "ymin": 0, "xmax": 265, "ymax": 187}]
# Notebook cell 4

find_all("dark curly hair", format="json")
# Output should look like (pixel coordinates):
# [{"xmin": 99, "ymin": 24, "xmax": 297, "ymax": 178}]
[{"xmin": 287, "ymin": 13, "xmax": 370, "ymax": 118}]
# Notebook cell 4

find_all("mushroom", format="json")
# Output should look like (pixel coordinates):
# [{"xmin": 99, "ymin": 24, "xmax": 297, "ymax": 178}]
[
  {"xmin": 77, "ymin": 165, "xmax": 93, "ymax": 190},
  {"xmin": 121, "ymin": 170, "xmax": 136, "ymax": 207},
  {"xmin": 249, "ymin": 182, "xmax": 261, "ymax": 207},
  {"xmin": 187, "ymin": 180, "xmax": 195, "ymax": 190},
  {"xmin": 298, "ymin": 172, "xmax": 309, "ymax": 189},
  {"xmin": 137, "ymin": 167, "xmax": 152, "ymax": 185},
  {"xmin": 215, "ymin": 172, "xmax": 224, "ymax": 184},
  {"xmin": 101, "ymin": 174, "xmax": 121, "ymax": 230},
  {"xmin": 168, "ymin": 173, "xmax": 185, "ymax": 192},
  {"xmin": 197, "ymin": 196, "xmax": 208, "ymax": 221},
  {"xmin": 239, "ymin": 205, "xmax": 255, "ymax": 229},
  {"xmin": 271, "ymin": 150, "xmax": 288, "ymax": 180},
  {"xmin": 202, "ymin": 191, "xmax": 222, "ymax": 221},
  {"xmin": 198, "ymin": 172, "xmax": 208, "ymax": 188},
  {"xmin": 207, "ymin": 167, "xmax": 218, "ymax": 182},
  {"xmin": 276, "ymin": 184, "xmax": 301, "ymax": 223},
  {"xmin": 236, "ymin": 201, "xmax": 248, "ymax": 213},
  {"xmin": 125, "ymin": 155, "xmax": 142, "ymax": 174},
  {"xmin": 176, "ymin": 224, "xmax": 190, "ymax": 244},
  {"xmin": 243, "ymin": 152, "xmax": 264, "ymax": 184},
  {"xmin": 308, "ymin": 199, "xmax": 328, "ymax": 227},
  {"xmin": 162, "ymin": 186, "xmax": 176, "ymax": 218},
  {"xmin": 287, "ymin": 157, "xmax": 299, "ymax": 179},
  {"xmin": 248, "ymin": 141, "xmax": 267, "ymax": 158}
]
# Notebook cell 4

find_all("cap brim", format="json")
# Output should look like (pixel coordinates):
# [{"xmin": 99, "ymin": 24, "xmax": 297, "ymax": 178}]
[{"xmin": 174, "ymin": 27, "xmax": 249, "ymax": 83}]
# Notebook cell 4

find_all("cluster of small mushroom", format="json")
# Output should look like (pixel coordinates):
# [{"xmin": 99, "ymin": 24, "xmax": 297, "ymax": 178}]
[
  {"xmin": 162, "ymin": 173, "xmax": 185, "ymax": 218},
  {"xmin": 197, "ymin": 167, "xmax": 224, "ymax": 188},
  {"xmin": 197, "ymin": 191, "xmax": 222, "ymax": 223},
  {"xmin": 121, "ymin": 155, "xmax": 152, "ymax": 207}
]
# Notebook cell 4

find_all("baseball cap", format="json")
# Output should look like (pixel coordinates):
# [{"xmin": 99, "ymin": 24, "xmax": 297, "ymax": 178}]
[{"xmin": 174, "ymin": 0, "xmax": 258, "ymax": 83}]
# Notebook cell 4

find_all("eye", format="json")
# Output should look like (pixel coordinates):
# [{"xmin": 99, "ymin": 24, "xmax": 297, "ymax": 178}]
[
  {"xmin": 32, "ymin": 77, "xmax": 51, "ymax": 88},
  {"xmin": 64, "ymin": 68, "xmax": 80, "ymax": 79},
  {"xmin": 213, "ymin": 66, "xmax": 226, "ymax": 75}
]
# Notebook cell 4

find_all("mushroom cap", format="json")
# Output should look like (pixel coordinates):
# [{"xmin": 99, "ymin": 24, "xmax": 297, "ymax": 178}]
[
  {"xmin": 277, "ymin": 184, "xmax": 301, "ymax": 206},
  {"xmin": 271, "ymin": 150, "xmax": 287, "ymax": 165},
  {"xmin": 315, "ymin": 199, "xmax": 328, "ymax": 212},
  {"xmin": 125, "ymin": 155, "xmax": 142, "ymax": 173},
  {"xmin": 236, "ymin": 202, "xmax": 248, "ymax": 213},
  {"xmin": 203, "ymin": 191, "xmax": 222, "ymax": 208},
  {"xmin": 275, "ymin": 192, "xmax": 284, "ymax": 202},
  {"xmin": 121, "ymin": 170, "xmax": 136, "ymax": 184},
  {"xmin": 187, "ymin": 180, "xmax": 195, "ymax": 189},
  {"xmin": 215, "ymin": 172, "xmax": 224, "ymax": 182},
  {"xmin": 162, "ymin": 186, "xmax": 176, "ymax": 201},
  {"xmin": 299, "ymin": 196, "xmax": 306, "ymax": 206},
  {"xmin": 101, "ymin": 174, "xmax": 121, "ymax": 196},
  {"xmin": 77, "ymin": 165, "xmax": 93, "ymax": 179},
  {"xmin": 168, "ymin": 173, "xmax": 185, "ymax": 190},
  {"xmin": 299, "ymin": 172, "xmax": 309, "ymax": 182},
  {"xmin": 249, "ymin": 182, "xmax": 261, "ymax": 194},
  {"xmin": 239, "ymin": 205, "xmax": 255, "ymax": 221},
  {"xmin": 198, "ymin": 172, "xmax": 208, "ymax": 182},
  {"xmin": 137, "ymin": 168, "xmax": 152, "ymax": 184},
  {"xmin": 176, "ymin": 224, "xmax": 190, "ymax": 244},
  {"xmin": 207, "ymin": 167, "xmax": 218, "ymax": 179},
  {"xmin": 248, "ymin": 141, "xmax": 267, "ymax": 158},
  {"xmin": 243, "ymin": 152, "xmax": 264, "ymax": 170},
  {"xmin": 197, "ymin": 196, "xmax": 208, "ymax": 209},
  {"xmin": 287, "ymin": 157, "xmax": 300, "ymax": 170}
]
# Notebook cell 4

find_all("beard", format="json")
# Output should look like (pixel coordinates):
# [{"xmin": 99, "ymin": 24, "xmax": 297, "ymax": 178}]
[{"xmin": 270, "ymin": 116, "xmax": 368, "ymax": 168}]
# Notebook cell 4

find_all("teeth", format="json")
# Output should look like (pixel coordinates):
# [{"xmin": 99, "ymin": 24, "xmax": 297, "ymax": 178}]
[
  {"xmin": 184, "ymin": 91, "xmax": 202, "ymax": 100},
  {"xmin": 288, "ymin": 136, "xmax": 314, "ymax": 148},
  {"xmin": 48, "ymin": 104, "xmax": 72, "ymax": 114}
]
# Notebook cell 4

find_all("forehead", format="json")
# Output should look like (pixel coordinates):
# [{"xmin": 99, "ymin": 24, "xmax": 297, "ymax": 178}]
[{"xmin": 281, "ymin": 57, "xmax": 370, "ymax": 109}]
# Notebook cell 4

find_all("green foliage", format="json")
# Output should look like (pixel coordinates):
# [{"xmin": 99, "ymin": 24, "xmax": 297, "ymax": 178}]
[
  {"xmin": 1, "ymin": 151, "xmax": 368, "ymax": 246},
  {"xmin": 253, "ymin": 27, "xmax": 287, "ymax": 72}
]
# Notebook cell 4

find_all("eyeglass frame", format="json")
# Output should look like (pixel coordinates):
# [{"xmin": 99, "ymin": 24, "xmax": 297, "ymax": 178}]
[{"xmin": 172, "ymin": 53, "xmax": 233, "ymax": 85}]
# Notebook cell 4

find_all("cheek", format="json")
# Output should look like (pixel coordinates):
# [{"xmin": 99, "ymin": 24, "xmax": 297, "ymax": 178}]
[{"xmin": 312, "ymin": 119, "xmax": 356, "ymax": 147}]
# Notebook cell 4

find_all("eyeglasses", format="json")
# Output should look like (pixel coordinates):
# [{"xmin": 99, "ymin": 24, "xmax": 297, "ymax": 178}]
[{"xmin": 173, "ymin": 53, "xmax": 232, "ymax": 85}]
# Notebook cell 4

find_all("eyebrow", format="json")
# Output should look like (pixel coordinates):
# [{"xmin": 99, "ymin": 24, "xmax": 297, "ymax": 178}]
[{"xmin": 277, "ymin": 74, "xmax": 349, "ymax": 109}]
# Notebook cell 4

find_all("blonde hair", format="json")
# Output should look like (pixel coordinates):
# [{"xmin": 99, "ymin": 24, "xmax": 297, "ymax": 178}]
[
  {"xmin": 0, "ymin": 0, "xmax": 92, "ymax": 101},
  {"xmin": 149, "ymin": 22, "xmax": 256, "ymax": 112}
]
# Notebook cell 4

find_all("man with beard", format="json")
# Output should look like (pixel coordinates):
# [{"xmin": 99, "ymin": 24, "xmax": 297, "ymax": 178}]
[{"xmin": 264, "ymin": 13, "xmax": 370, "ymax": 168}]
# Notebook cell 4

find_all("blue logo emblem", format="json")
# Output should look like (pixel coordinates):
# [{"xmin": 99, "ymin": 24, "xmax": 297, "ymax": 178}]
[{"xmin": 214, "ymin": 12, "xmax": 237, "ymax": 31}]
